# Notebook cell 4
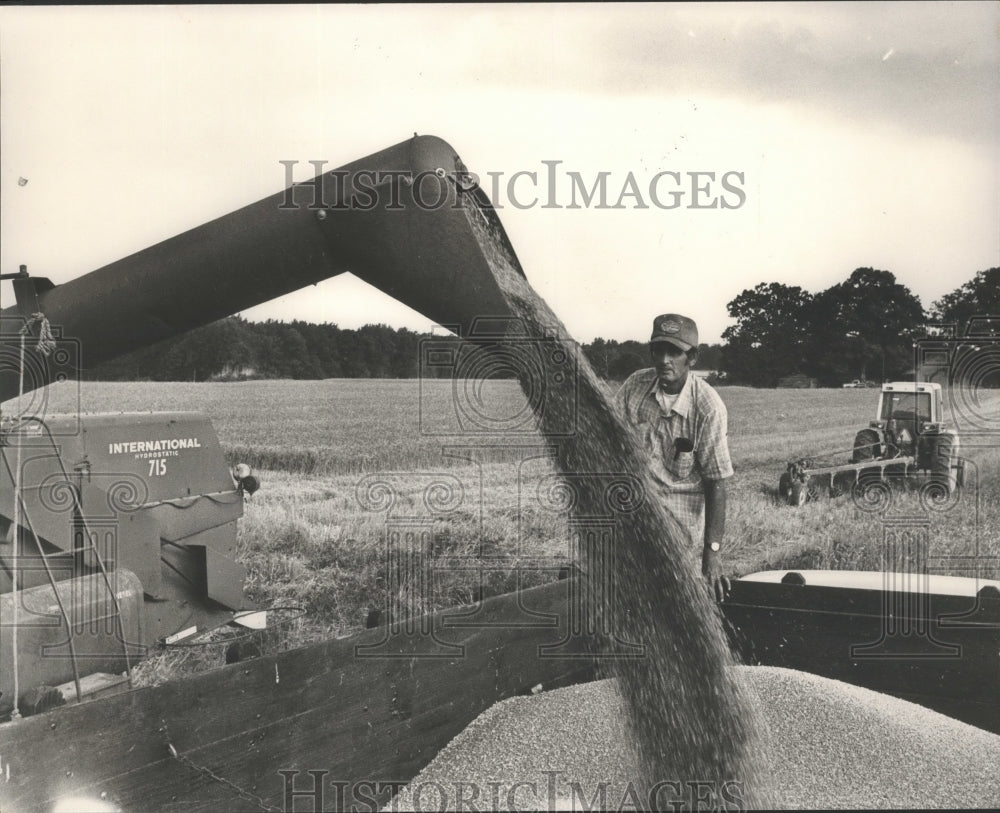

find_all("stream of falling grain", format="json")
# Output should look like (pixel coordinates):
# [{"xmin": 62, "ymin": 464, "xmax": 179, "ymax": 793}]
[{"xmin": 463, "ymin": 201, "xmax": 766, "ymax": 806}]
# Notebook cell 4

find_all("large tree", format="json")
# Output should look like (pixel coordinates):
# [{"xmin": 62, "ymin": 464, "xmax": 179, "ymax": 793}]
[
  {"xmin": 808, "ymin": 268, "xmax": 925, "ymax": 386},
  {"xmin": 931, "ymin": 268, "xmax": 1000, "ymax": 336},
  {"xmin": 721, "ymin": 282, "xmax": 814, "ymax": 386},
  {"xmin": 930, "ymin": 268, "xmax": 1000, "ymax": 388}
]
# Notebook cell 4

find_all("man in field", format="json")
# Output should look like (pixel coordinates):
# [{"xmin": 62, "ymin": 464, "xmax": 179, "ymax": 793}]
[{"xmin": 614, "ymin": 313, "xmax": 733, "ymax": 601}]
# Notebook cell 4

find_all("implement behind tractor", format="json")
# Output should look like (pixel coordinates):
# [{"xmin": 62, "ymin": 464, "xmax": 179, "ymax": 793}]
[{"xmin": 779, "ymin": 381, "xmax": 964, "ymax": 506}]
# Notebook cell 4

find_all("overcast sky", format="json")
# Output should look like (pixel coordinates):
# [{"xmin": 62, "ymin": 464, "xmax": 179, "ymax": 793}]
[{"xmin": 1, "ymin": 3, "xmax": 996, "ymax": 344}]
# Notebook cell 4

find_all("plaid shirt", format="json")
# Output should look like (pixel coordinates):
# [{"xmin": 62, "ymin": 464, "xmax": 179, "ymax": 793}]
[{"xmin": 614, "ymin": 369, "xmax": 733, "ymax": 544}]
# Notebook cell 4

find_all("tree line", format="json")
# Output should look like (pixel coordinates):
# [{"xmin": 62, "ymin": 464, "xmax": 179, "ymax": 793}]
[
  {"xmin": 721, "ymin": 267, "xmax": 998, "ymax": 387},
  {"xmin": 88, "ymin": 320, "xmax": 435, "ymax": 381},
  {"xmin": 86, "ymin": 267, "xmax": 996, "ymax": 387},
  {"xmin": 85, "ymin": 317, "xmax": 725, "ymax": 383}
]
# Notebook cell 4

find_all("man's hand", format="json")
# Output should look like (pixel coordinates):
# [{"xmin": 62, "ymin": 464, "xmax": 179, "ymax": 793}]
[{"xmin": 702, "ymin": 546, "xmax": 731, "ymax": 603}]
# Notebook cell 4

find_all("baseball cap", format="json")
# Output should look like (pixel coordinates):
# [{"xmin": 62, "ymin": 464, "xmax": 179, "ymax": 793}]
[{"xmin": 650, "ymin": 314, "xmax": 698, "ymax": 352}]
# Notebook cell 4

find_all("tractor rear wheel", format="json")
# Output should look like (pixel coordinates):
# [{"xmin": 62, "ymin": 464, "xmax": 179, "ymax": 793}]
[
  {"xmin": 930, "ymin": 434, "xmax": 960, "ymax": 496},
  {"xmin": 779, "ymin": 471, "xmax": 792, "ymax": 499},
  {"xmin": 852, "ymin": 428, "xmax": 880, "ymax": 463}
]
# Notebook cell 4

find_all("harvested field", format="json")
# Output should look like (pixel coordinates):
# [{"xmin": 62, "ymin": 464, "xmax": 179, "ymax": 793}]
[
  {"xmin": 21, "ymin": 379, "xmax": 1000, "ymax": 688},
  {"xmin": 25, "ymin": 380, "xmax": 1000, "ymax": 584}
]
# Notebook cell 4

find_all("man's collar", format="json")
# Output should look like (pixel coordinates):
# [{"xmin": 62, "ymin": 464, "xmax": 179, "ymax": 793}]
[{"xmin": 647, "ymin": 371, "xmax": 694, "ymax": 417}]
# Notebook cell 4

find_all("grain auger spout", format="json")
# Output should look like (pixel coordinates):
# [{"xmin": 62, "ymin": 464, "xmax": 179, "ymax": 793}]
[
  {"xmin": 0, "ymin": 135, "xmax": 527, "ymax": 719},
  {"xmin": 1, "ymin": 134, "xmax": 523, "ymax": 402}
]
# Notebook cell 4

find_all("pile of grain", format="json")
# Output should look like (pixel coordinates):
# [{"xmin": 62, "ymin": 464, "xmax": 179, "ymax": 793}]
[{"xmin": 389, "ymin": 667, "xmax": 1000, "ymax": 810}]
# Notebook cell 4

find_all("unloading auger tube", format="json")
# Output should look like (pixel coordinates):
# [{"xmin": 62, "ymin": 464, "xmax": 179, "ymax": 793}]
[
  {"xmin": 0, "ymin": 135, "xmax": 528, "ymax": 718},
  {"xmin": 0, "ymin": 134, "xmax": 525, "ymax": 401}
]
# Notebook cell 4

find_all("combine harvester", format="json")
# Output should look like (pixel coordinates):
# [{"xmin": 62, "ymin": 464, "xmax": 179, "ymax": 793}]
[{"xmin": 1, "ymin": 136, "xmax": 998, "ymax": 811}]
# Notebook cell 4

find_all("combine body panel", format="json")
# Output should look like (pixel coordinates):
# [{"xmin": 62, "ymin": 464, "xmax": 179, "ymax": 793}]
[
  {"xmin": 726, "ymin": 570, "xmax": 1000, "ymax": 733},
  {"xmin": 1, "ymin": 413, "xmax": 249, "ymax": 712},
  {"xmin": 0, "ymin": 572, "xmax": 143, "ymax": 717}
]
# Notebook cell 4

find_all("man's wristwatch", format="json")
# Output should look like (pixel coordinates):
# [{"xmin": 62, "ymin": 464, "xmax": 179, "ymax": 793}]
[{"xmin": 707, "ymin": 542, "xmax": 721, "ymax": 552}]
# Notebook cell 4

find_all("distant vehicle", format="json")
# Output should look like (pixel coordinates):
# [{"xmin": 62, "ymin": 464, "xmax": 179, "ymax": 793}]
[{"xmin": 842, "ymin": 379, "xmax": 879, "ymax": 388}]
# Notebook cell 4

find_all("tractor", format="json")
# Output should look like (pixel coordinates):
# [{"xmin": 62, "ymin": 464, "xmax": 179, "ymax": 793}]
[
  {"xmin": 851, "ymin": 381, "xmax": 963, "ymax": 493},
  {"xmin": 779, "ymin": 381, "xmax": 964, "ymax": 506}
]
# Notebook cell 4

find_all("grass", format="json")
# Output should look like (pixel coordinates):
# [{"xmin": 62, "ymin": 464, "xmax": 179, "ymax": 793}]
[{"xmin": 15, "ymin": 378, "xmax": 1000, "ymax": 684}]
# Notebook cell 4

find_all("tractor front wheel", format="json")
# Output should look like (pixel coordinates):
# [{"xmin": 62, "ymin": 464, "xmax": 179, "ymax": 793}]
[
  {"xmin": 789, "ymin": 479, "xmax": 808, "ymax": 507},
  {"xmin": 852, "ymin": 428, "xmax": 880, "ymax": 463}
]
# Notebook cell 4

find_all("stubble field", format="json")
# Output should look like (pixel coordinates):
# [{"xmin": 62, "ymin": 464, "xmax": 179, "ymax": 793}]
[{"xmin": 20, "ymin": 378, "xmax": 1000, "ymax": 682}]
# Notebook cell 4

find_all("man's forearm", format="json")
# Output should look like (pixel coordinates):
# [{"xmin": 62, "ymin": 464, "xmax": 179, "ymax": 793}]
[{"xmin": 704, "ymin": 478, "xmax": 727, "ymax": 548}]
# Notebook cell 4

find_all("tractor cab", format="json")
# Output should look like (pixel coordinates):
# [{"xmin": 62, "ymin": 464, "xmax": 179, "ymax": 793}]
[
  {"xmin": 872, "ymin": 382, "xmax": 944, "ymax": 455},
  {"xmin": 877, "ymin": 384, "xmax": 936, "ymax": 424},
  {"xmin": 862, "ymin": 381, "xmax": 957, "ymax": 474},
  {"xmin": 878, "ymin": 389, "xmax": 926, "ymax": 451}
]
